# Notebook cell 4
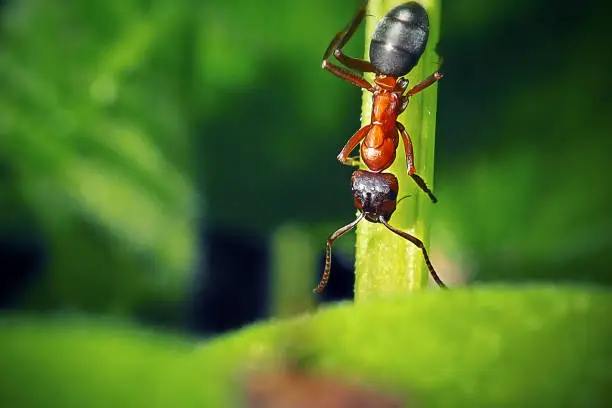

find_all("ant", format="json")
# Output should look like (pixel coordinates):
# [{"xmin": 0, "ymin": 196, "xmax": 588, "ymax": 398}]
[
  {"xmin": 322, "ymin": 1, "xmax": 442, "ymax": 203},
  {"xmin": 313, "ymin": 170, "xmax": 446, "ymax": 293}
]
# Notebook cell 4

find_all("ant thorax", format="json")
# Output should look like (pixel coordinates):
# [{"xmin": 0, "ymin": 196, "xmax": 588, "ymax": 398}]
[{"xmin": 373, "ymin": 75, "xmax": 397, "ymax": 91}]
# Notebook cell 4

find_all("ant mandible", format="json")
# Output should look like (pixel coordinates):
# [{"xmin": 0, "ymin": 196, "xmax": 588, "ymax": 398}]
[
  {"xmin": 313, "ymin": 169, "xmax": 446, "ymax": 293},
  {"xmin": 322, "ymin": 1, "xmax": 442, "ymax": 203}
]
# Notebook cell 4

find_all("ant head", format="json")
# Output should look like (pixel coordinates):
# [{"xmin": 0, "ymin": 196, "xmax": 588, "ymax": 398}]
[{"xmin": 351, "ymin": 170, "xmax": 398, "ymax": 223}]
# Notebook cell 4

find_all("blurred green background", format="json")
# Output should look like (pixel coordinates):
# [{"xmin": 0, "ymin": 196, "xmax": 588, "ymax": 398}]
[{"xmin": 0, "ymin": 0, "xmax": 611, "ymax": 332}]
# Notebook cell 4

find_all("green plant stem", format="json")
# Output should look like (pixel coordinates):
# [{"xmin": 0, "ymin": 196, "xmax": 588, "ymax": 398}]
[
  {"xmin": 355, "ymin": 0, "xmax": 441, "ymax": 301},
  {"xmin": 270, "ymin": 224, "xmax": 315, "ymax": 317}
]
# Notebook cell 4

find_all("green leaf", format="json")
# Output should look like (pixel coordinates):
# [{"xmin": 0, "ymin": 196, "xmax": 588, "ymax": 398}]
[{"xmin": 1, "ymin": 286, "xmax": 610, "ymax": 407}]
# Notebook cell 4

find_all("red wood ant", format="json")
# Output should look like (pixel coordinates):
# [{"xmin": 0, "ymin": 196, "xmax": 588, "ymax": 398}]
[
  {"xmin": 322, "ymin": 1, "xmax": 442, "ymax": 203},
  {"xmin": 314, "ymin": 170, "xmax": 446, "ymax": 293}
]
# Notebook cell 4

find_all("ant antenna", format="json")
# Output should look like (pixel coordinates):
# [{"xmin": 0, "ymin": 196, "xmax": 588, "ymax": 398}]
[
  {"xmin": 314, "ymin": 213, "xmax": 365, "ymax": 294},
  {"xmin": 379, "ymin": 216, "xmax": 447, "ymax": 288},
  {"xmin": 396, "ymin": 194, "xmax": 412, "ymax": 206}
]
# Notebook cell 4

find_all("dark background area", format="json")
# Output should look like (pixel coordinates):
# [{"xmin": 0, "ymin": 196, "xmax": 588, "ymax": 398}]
[{"xmin": 1, "ymin": 0, "xmax": 611, "ymax": 336}]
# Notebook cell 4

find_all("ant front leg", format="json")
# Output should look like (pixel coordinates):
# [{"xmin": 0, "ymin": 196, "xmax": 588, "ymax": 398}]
[
  {"xmin": 396, "ymin": 122, "xmax": 438, "ymax": 203},
  {"xmin": 406, "ymin": 71, "xmax": 443, "ymax": 97},
  {"xmin": 337, "ymin": 124, "xmax": 372, "ymax": 167}
]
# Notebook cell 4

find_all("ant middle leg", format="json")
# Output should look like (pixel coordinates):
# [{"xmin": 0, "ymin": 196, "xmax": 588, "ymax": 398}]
[{"xmin": 396, "ymin": 122, "xmax": 437, "ymax": 203}]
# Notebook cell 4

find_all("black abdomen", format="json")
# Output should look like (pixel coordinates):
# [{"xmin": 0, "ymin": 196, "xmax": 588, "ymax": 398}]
[{"xmin": 369, "ymin": 2, "xmax": 429, "ymax": 77}]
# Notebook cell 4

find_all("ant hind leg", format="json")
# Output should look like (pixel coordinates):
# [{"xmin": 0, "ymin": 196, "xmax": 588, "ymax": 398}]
[
  {"xmin": 406, "ymin": 72, "xmax": 443, "ymax": 97},
  {"xmin": 322, "ymin": 3, "xmax": 376, "ymax": 88},
  {"xmin": 333, "ymin": 50, "xmax": 376, "ymax": 73},
  {"xmin": 323, "ymin": 2, "xmax": 367, "ymax": 61}
]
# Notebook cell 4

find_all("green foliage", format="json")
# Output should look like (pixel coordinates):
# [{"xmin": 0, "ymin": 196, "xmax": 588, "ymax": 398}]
[
  {"xmin": 270, "ymin": 224, "xmax": 316, "ymax": 317},
  {"xmin": 433, "ymin": 0, "xmax": 612, "ymax": 285},
  {"xmin": 0, "ymin": 0, "xmax": 610, "ymax": 334},
  {"xmin": 1, "ymin": 4, "xmax": 610, "ymax": 407},
  {"xmin": 0, "ymin": 0, "xmax": 198, "ymax": 314},
  {"xmin": 0, "ymin": 0, "xmax": 371, "ymax": 315},
  {"xmin": 1, "ymin": 286, "xmax": 611, "ymax": 406}
]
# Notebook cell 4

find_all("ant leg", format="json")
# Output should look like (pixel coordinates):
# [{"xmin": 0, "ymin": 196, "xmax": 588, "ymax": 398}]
[
  {"xmin": 322, "ymin": 60, "xmax": 375, "ymax": 91},
  {"xmin": 379, "ymin": 217, "xmax": 447, "ymax": 289},
  {"xmin": 410, "ymin": 174, "xmax": 438, "ymax": 204},
  {"xmin": 337, "ymin": 124, "xmax": 372, "ymax": 166},
  {"xmin": 396, "ymin": 122, "xmax": 437, "ymax": 203},
  {"xmin": 333, "ymin": 49, "xmax": 376, "ymax": 73},
  {"xmin": 323, "ymin": 2, "xmax": 367, "ymax": 61},
  {"xmin": 322, "ymin": 3, "xmax": 375, "ymax": 89},
  {"xmin": 395, "ymin": 122, "xmax": 415, "ymax": 172},
  {"xmin": 406, "ymin": 71, "xmax": 443, "ymax": 97},
  {"xmin": 314, "ymin": 213, "xmax": 365, "ymax": 293}
]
